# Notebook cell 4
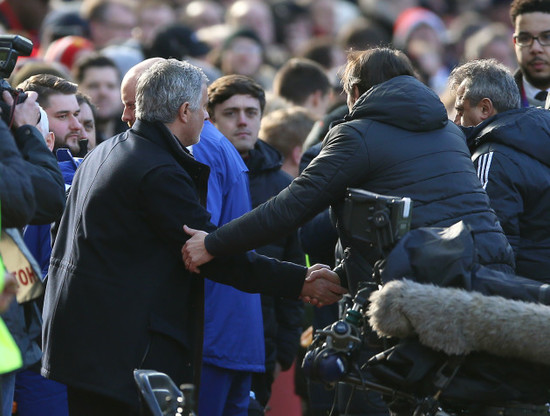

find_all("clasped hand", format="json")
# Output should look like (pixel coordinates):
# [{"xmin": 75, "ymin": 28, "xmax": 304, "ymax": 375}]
[
  {"xmin": 182, "ymin": 225, "xmax": 348, "ymax": 307},
  {"xmin": 301, "ymin": 264, "xmax": 347, "ymax": 307}
]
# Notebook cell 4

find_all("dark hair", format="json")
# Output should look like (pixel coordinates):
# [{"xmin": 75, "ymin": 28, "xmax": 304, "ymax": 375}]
[
  {"xmin": 341, "ymin": 48, "xmax": 416, "ymax": 98},
  {"xmin": 18, "ymin": 74, "xmax": 78, "ymax": 108},
  {"xmin": 76, "ymin": 91, "xmax": 98, "ymax": 119},
  {"xmin": 273, "ymin": 58, "xmax": 331, "ymax": 106},
  {"xmin": 207, "ymin": 74, "xmax": 266, "ymax": 117},
  {"xmin": 72, "ymin": 52, "xmax": 120, "ymax": 84},
  {"xmin": 510, "ymin": 0, "xmax": 550, "ymax": 25}
]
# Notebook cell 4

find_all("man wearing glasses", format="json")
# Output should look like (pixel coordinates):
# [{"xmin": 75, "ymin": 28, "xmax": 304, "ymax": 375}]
[{"xmin": 511, "ymin": 0, "xmax": 550, "ymax": 107}]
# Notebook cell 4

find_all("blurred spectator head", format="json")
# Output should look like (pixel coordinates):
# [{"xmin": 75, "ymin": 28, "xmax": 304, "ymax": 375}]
[
  {"xmin": 215, "ymin": 28, "xmax": 265, "ymax": 78},
  {"xmin": 9, "ymin": 59, "xmax": 72, "ymax": 88},
  {"xmin": 181, "ymin": 0, "xmax": 225, "ymax": 31},
  {"xmin": 80, "ymin": 0, "xmax": 137, "ymax": 49},
  {"xmin": 392, "ymin": 7, "xmax": 447, "ymax": 52},
  {"xmin": 260, "ymin": 106, "xmax": 316, "ymax": 177},
  {"xmin": 271, "ymin": 0, "xmax": 312, "ymax": 55},
  {"xmin": 226, "ymin": 0, "xmax": 275, "ymax": 47},
  {"xmin": 73, "ymin": 53, "xmax": 122, "ymax": 122},
  {"xmin": 359, "ymin": 0, "xmax": 418, "ymax": 29},
  {"xmin": 464, "ymin": 23, "xmax": 516, "ymax": 71},
  {"xmin": 146, "ymin": 23, "xmax": 210, "ymax": 59},
  {"xmin": 337, "ymin": 17, "xmax": 391, "ymax": 51},
  {"xmin": 133, "ymin": 0, "xmax": 176, "ymax": 51},
  {"xmin": 273, "ymin": 58, "xmax": 332, "ymax": 119},
  {"xmin": 40, "ymin": 7, "xmax": 90, "ymax": 54},
  {"xmin": 43, "ymin": 35, "xmax": 95, "ymax": 72}
]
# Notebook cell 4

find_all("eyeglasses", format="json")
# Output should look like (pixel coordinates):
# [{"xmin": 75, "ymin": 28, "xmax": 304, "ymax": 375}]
[{"xmin": 514, "ymin": 31, "xmax": 550, "ymax": 47}]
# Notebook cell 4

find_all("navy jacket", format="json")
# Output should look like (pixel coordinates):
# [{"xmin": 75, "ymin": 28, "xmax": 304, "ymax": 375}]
[
  {"xmin": 246, "ymin": 139, "xmax": 304, "ymax": 374},
  {"xmin": 42, "ymin": 120, "xmax": 307, "ymax": 407},
  {"xmin": 465, "ymin": 107, "xmax": 550, "ymax": 282},
  {"xmin": 204, "ymin": 76, "xmax": 514, "ymax": 292}
]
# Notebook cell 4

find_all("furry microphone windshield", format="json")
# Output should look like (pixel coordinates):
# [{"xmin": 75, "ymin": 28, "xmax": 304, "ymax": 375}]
[{"xmin": 367, "ymin": 279, "xmax": 550, "ymax": 365}]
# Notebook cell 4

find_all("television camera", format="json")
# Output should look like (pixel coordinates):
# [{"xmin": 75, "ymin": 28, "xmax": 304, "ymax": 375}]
[{"xmin": 301, "ymin": 188, "xmax": 550, "ymax": 416}]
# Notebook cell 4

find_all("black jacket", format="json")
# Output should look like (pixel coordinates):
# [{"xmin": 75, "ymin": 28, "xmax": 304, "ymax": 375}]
[
  {"xmin": 464, "ymin": 107, "xmax": 550, "ymax": 282},
  {"xmin": 247, "ymin": 139, "xmax": 304, "ymax": 376},
  {"xmin": 42, "ymin": 120, "xmax": 307, "ymax": 407},
  {"xmin": 204, "ymin": 76, "xmax": 514, "ymax": 292}
]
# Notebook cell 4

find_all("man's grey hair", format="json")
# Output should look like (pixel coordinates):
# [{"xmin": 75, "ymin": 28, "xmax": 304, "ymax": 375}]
[
  {"xmin": 448, "ymin": 59, "xmax": 521, "ymax": 113},
  {"xmin": 135, "ymin": 59, "xmax": 208, "ymax": 124}
]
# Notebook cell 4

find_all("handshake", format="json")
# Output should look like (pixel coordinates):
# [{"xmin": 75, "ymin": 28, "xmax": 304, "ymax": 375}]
[
  {"xmin": 182, "ymin": 225, "xmax": 347, "ymax": 307},
  {"xmin": 300, "ymin": 264, "xmax": 347, "ymax": 307}
]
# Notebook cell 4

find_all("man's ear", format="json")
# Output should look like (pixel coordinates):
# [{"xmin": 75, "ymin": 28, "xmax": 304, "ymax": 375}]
[
  {"xmin": 478, "ymin": 97, "xmax": 496, "ymax": 121},
  {"xmin": 353, "ymin": 85, "xmax": 360, "ymax": 102},
  {"xmin": 179, "ymin": 102, "xmax": 190, "ymax": 123},
  {"xmin": 45, "ymin": 132, "xmax": 55, "ymax": 151}
]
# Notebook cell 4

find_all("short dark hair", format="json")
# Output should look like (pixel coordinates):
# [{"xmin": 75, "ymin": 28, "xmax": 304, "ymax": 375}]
[
  {"xmin": 207, "ymin": 74, "xmax": 266, "ymax": 117},
  {"xmin": 18, "ymin": 74, "xmax": 78, "ymax": 108},
  {"xmin": 76, "ymin": 91, "xmax": 98, "ymax": 119},
  {"xmin": 510, "ymin": 0, "xmax": 550, "ymax": 25},
  {"xmin": 341, "ymin": 48, "xmax": 415, "ymax": 98},
  {"xmin": 72, "ymin": 52, "xmax": 120, "ymax": 84},
  {"xmin": 273, "ymin": 58, "xmax": 331, "ymax": 106}
]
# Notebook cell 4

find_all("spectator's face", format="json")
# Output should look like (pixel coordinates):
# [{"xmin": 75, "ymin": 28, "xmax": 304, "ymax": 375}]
[
  {"xmin": 514, "ymin": 12, "xmax": 550, "ymax": 90},
  {"xmin": 79, "ymin": 66, "xmax": 122, "ymax": 121},
  {"xmin": 221, "ymin": 37, "xmax": 263, "ymax": 77},
  {"xmin": 136, "ymin": 4, "xmax": 175, "ymax": 48},
  {"xmin": 45, "ymin": 93, "xmax": 82, "ymax": 154},
  {"xmin": 89, "ymin": 3, "xmax": 136, "ymax": 49},
  {"xmin": 210, "ymin": 94, "xmax": 261, "ymax": 157},
  {"xmin": 453, "ymin": 84, "xmax": 483, "ymax": 127},
  {"xmin": 78, "ymin": 102, "xmax": 97, "ymax": 150}
]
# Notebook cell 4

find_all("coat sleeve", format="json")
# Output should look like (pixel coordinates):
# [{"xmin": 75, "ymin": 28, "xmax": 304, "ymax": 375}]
[
  {"xmin": 0, "ymin": 120, "xmax": 36, "ymax": 227},
  {"xmin": 13, "ymin": 125, "xmax": 65, "ymax": 225},
  {"xmin": 139, "ymin": 165, "xmax": 307, "ymax": 299},
  {"xmin": 205, "ymin": 123, "xmax": 370, "ymax": 257},
  {"xmin": 474, "ymin": 150, "xmax": 522, "ymax": 256}
]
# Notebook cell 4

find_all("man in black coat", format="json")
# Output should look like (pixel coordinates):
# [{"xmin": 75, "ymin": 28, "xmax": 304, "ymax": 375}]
[
  {"xmin": 450, "ymin": 58, "xmax": 550, "ymax": 282},
  {"xmin": 41, "ymin": 59, "xmax": 345, "ymax": 416}
]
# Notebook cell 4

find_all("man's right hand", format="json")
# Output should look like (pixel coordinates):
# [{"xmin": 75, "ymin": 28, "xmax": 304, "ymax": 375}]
[{"xmin": 300, "ymin": 265, "xmax": 347, "ymax": 307}]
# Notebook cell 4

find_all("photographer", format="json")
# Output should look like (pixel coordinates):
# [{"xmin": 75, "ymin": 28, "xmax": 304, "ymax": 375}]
[{"xmin": 0, "ymin": 89, "xmax": 66, "ymax": 416}]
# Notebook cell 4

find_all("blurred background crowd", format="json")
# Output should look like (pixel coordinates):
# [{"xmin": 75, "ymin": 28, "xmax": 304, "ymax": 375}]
[{"xmin": 0, "ymin": 0, "xmax": 517, "ymax": 128}]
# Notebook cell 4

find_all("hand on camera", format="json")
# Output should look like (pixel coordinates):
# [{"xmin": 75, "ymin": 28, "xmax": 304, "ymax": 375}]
[{"xmin": 2, "ymin": 90, "xmax": 40, "ymax": 129}]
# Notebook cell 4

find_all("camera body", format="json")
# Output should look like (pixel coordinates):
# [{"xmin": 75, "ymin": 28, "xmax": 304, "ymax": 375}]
[
  {"xmin": 342, "ymin": 188, "xmax": 412, "ymax": 257},
  {"xmin": 0, "ymin": 34, "xmax": 34, "ymax": 125}
]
